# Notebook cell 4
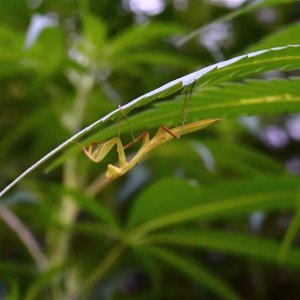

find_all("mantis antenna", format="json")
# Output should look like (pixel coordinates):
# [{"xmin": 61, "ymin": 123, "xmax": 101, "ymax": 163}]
[
  {"xmin": 117, "ymin": 105, "xmax": 135, "ymax": 141},
  {"xmin": 179, "ymin": 79, "xmax": 196, "ymax": 138}
]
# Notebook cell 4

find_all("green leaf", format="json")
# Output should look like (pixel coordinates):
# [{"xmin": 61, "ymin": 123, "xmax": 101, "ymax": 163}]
[
  {"xmin": 278, "ymin": 197, "xmax": 300, "ymax": 263},
  {"xmin": 192, "ymin": 45, "xmax": 300, "ymax": 87},
  {"xmin": 24, "ymin": 264, "xmax": 66, "ymax": 300},
  {"xmin": 116, "ymin": 51, "xmax": 198, "ymax": 69},
  {"xmin": 33, "ymin": 182, "xmax": 118, "ymax": 228},
  {"xmin": 176, "ymin": 0, "xmax": 300, "ymax": 46},
  {"xmin": 71, "ymin": 222, "xmax": 118, "ymax": 240},
  {"xmin": 0, "ymin": 262, "xmax": 33, "ymax": 279},
  {"xmin": 125, "ymin": 77, "xmax": 300, "ymax": 130},
  {"xmin": 245, "ymin": 23, "xmax": 300, "ymax": 53},
  {"xmin": 127, "ymin": 177, "xmax": 298, "ymax": 235},
  {"xmin": 82, "ymin": 13, "xmax": 106, "ymax": 49},
  {"xmin": 67, "ymin": 190, "xmax": 119, "ymax": 228},
  {"xmin": 143, "ymin": 229, "xmax": 300, "ymax": 269},
  {"xmin": 7, "ymin": 280, "xmax": 20, "ymax": 300},
  {"xmin": 202, "ymin": 139, "xmax": 285, "ymax": 176},
  {"xmin": 144, "ymin": 246, "xmax": 241, "ymax": 300},
  {"xmin": 0, "ymin": 107, "xmax": 59, "ymax": 162},
  {"xmin": 127, "ymin": 178, "xmax": 203, "ymax": 229},
  {"xmin": 131, "ymin": 248, "xmax": 163, "ymax": 298},
  {"xmin": 110, "ymin": 22, "xmax": 187, "ymax": 56},
  {"xmin": 0, "ymin": 24, "xmax": 25, "ymax": 77},
  {"xmin": 119, "ymin": 45, "xmax": 300, "ymax": 117},
  {"xmin": 27, "ymin": 27, "xmax": 67, "ymax": 75}
]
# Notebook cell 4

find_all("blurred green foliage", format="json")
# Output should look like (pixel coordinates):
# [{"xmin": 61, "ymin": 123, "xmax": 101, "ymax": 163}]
[{"xmin": 1, "ymin": 0, "xmax": 300, "ymax": 299}]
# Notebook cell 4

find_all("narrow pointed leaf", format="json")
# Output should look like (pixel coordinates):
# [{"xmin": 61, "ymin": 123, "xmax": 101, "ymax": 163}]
[
  {"xmin": 125, "ymin": 77, "xmax": 300, "ymax": 130},
  {"xmin": 176, "ymin": 0, "xmax": 300, "ymax": 46},
  {"xmin": 127, "ymin": 177, "xmax": 298, "ymax": 235},
  {"xmin": 279, "ymin": 203, "xmax": 300, "ymax": 263},
  {"xmin": 143, "ymin": 230, "xmax": 300, "ymax": 269},
  {"xmin": 246, "ymin": 23, "xmax": 300, "ymax": 53}
]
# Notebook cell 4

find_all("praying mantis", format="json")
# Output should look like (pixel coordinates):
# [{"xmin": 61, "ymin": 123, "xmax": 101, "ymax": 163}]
[
  {"xmin": 80, "ymin": 81, "xmax": 220, "ymax": 182},
  {"xmin": 81, "ymin": 118, "xmax": 220, "ymax": 180}
]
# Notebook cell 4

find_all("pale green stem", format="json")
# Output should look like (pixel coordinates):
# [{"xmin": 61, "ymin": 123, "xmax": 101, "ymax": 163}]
[
  {"xmin": 48, "ymin": 158, "xmax": 80, "ymax": 261},
  {"xmin": 47, "ymin": 75, "xmax": 94, "ymax": 298}
]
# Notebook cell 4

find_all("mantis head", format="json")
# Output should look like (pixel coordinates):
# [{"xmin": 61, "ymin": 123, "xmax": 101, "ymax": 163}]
[
  {"xmin": 81, "ymin": 142, "xmax": 106, "ymax": 163},
  {"xmin": 80, "ymin": 137, "xmax": 122, "ymax": 164}
]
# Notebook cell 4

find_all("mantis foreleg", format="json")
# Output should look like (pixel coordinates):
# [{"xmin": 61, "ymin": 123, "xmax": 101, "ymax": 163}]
[{"xmin": 81, "ymin": 137, "xmax": 127, "ymax": 168}]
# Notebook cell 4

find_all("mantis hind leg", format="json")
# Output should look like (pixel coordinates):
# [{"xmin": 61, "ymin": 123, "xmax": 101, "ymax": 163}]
[
  {"xmin": 154, "ymin": 125, "xmax": 178, "ymax": 139},
  {"xmin": 161, "ymin": 125, "xmax": 178, "ymax": 139}
]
